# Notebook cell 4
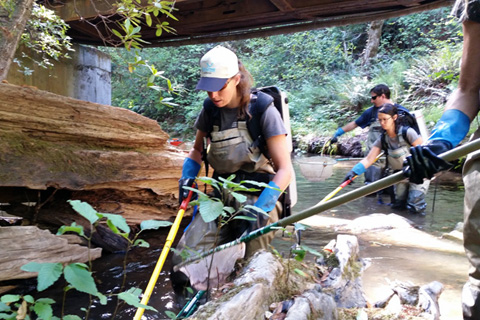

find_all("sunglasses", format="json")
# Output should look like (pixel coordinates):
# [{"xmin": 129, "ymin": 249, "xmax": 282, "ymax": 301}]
[{"xmin": 371, "ymin": 95, "xmax": 379, "ymax": 100}]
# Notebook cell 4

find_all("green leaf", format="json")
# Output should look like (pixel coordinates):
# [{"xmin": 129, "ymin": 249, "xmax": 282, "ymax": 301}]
[
  {"xmin": 232, "ymin": 215, "xmax": 257, "ymax": 221},
  {"xmin": 33, "ymin": 302, "xmax": 53, "ymax": 320},
  {"xmin": 132, "ymin": 26, "xmax": 141, "ymax": 35},
  {"xmin": 0, "ymin": 312, "xmax": 16, "ymax": 320},
  {"xmin": 124, "ymin": 19, "xmax": 131, "ymax": 33},
  {"xmin": 56, "ymin": 222, "xmax": 85, "ymax": 237},
  {"xmin": 223, "ymin": 206, "xmax": 235, "ymax": 215},
  {"xmin": 21, "ymin": 262, "xmax": 63, "ymax": 291},
  {"xmin": 300, "ymin": 244, "xmax": 323, "ymax": 257},
  {"xmin": 63, "ymin": 264, "xmax": 99, "ymax": 296},
  {"xmin": 145, "ymin": 13, "xmax": 152, "ymax": 27},
  {"xmin": 0, "ymin": 302, "xmax": 11, "ymax": 312},
  {"xmin": 118, "ymin": 288, "xmax": 157, "ymax": 312},
  {"xmin": 37, "ymin": 263, "xmax": 63, "ymax": 291},
  {"xmin": 230, "ymin": 191, "xmax": 247, "ymax": 204},
  {"xmin": 199, "ymin": 199, "xmax": 224, "ymax": 223},
  {"xmin": 239, "ymin": 179, "xmax": 272, "ymax": 189},
  {"xmin": 23, "ymin": 295, "xmax": 34, "ymax": 304},
  {"xmin": 35, "ymin": 298, "xmax": 55, "ymax": 305},
  {"xmin": 165, "ymin": 310, "xmax": 177, "ymax": 319},
  {"xmin": 68, "ymin": 200, "xmax": 99, "ymax": 224},
  {"xmin": 21, "ymin": 262, "xmax": 43, "ymax": 273},
  {"xmin": 96, "ymin": 293, "xmax": 107, "ymax": 305},
  {"xmin": 140, "ymin": 220, "xmax": 173, "ymax": 231},
  {"xmin": 183, "ymin": 186, "xmax": 208, "ymax": 199},
  {"xmin": 112, "ymin": 29, "xmax": 124, "ymax": 39},
  {"xmin": 102, "ymin": 213, "xmax": 130, "ymax": 234},
  {"xmin": 133, "ymin": 239, "xmax": 150, "ymax": 248},
  {"xmin": 292, "ymin": 249, "xmax": 306, "ymax": 261},
  {"xmin": 0, "ymin": 295, "xmax": 20, "ymax": 304},
  {"xmin": 63, "ymin": 315, "xmax": 82, "ymax": 320},
  {"xmin": 294, "ymin": 268, "xmax": 308, "ymax": 277}
]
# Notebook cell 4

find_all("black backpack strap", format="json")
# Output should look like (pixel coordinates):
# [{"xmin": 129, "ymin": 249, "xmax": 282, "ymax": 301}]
[
  {"xmin": 247, "ymin": 91, "xmax": 274, "ymax": 157},
  {"xmin": 401, "ymin": 126, "xmax": 415, "ymax": 146},
  {"xmin": 381, "ymin": 132, "xmax": 388, "ymax": 155},
  {"xmin": 202, "ymin": 97, "xmax": 220, "ymax": 180},
  {"xmin": 203, "ymin": 97, "xmax": 219, "ymax": 136}
]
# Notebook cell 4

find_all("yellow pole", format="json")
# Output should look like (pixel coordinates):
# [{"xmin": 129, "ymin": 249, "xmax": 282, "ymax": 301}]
[
  {"xmin": 317, "ymin": 152, "xmax": 384, "ymax": 205},
  {"xmin": 133, "ymin": 191, "xmax": 193, "ymax": 320}
]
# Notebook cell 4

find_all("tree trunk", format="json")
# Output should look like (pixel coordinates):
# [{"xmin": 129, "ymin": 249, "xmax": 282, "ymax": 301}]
[
  {"xmin": 0, "ymin": 0, "xmax": 34, "ymax": 80},
  {"xmin": 362, "ymin": 20, "xmax": 384, "ymax": 66}
]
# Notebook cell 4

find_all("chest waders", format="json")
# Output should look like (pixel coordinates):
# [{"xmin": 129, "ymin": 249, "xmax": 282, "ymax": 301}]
[
  {"xmin": 383, "ymin": 127, "xmax": 430, "ymax": 213},
  {"xmin": 207, "ymin": 121, "xmax": 275, "ymax": 176},
  {"xmin": 364, "ymin": 118, "xmax": 383, "ymax": 185},
  {"xmin": 386, "ymin": 132, "xmax": 411, "ymax": 171}
]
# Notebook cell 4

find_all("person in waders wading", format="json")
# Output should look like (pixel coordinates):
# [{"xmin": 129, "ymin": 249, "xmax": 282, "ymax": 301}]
[
  {"xmin": 331, "ymin": 84, "xmax": 409, "ymax": 191},
  {"xmin": 343, "ymin": 103, "xmax": 430, "ymax": 215},
  {"xmin": 401, "ymin": 1, "xmax": 480, "ymax": 318},
  {"xmin": 171, "ymin": 45, "xmax": 293, "ymax": 299}
]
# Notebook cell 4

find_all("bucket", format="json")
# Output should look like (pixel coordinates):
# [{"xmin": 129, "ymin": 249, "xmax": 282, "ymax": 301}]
[{"xmin": 296, "ymin": 156, "xmax": 337, "ymax": 182}]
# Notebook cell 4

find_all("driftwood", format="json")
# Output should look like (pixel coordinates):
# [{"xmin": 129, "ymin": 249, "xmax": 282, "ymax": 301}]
[
  {"xmin": 0, "ymin": 226, "xmax": 102, "ymax": 281},
  {"xmin": 0, "ymin": 82, "xmax": 193, "ymax": 262},
  {"xmin": 0, "ymin": 82, "xmax": 187, "ymax": 221}
]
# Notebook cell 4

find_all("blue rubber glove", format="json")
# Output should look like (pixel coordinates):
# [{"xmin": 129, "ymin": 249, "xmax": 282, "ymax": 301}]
[
  {"xmin": 178, "ymin": 158, "xmax": 201, "ymax": 205},
  {"xmin": 402, "ymin": 109, "xmax": 469, "ymax": 184},
  {"xmin": 237, "ymin": 181, "xmax": 282, "ymax": 234},
  {"xmin": 428, "ymin": 109, "xmax": 470, "ymax": 148},
  {"xmin": 330, "ymin": 127, "xmax": 345, "ymax": 144},
  {"xmin": 343, "ymin": 162, "xmax": 366, "ymax": 184}
]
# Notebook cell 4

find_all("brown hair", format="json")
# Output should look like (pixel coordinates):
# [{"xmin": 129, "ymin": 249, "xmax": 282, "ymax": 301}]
[
  {"xmin": 236, "ymin": 60, "xmax": 254, "ymax": 119},
  {"xmin": 370, "ymin": 84, "xmax": 391, "ymax": 99},
  {"xmin": 378, "ymin": 103, "xmax": 400, "ymax": 132}
]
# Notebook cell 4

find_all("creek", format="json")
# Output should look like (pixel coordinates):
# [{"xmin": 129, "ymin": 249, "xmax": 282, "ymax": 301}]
[{"xmin": 11, "ymin": 157, "xmax": 468, "ymax": 319}]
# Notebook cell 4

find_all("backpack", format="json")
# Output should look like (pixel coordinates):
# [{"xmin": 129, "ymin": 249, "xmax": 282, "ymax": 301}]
[
  {"xmin": 202, "ymin": 86, "xmax": 296, "ymax": 217},
  {"xmin": 396, "ymin": 107, "xmax": 421, "ymax": 137}
]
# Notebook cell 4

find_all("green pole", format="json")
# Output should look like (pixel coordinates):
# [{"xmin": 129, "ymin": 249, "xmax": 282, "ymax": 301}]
[{"xmin": 174, "ymin": 139, "xmax": 480, "ymax": 271}]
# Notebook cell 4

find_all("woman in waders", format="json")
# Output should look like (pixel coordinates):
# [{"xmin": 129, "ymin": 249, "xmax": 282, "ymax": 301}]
[
  {"xmin": 171, "ymin": 45, "xmax": 292, "ymax": 296},
  {"xmin": 343, "ymin": 103, "xmax": 430, "ymax": 215}
]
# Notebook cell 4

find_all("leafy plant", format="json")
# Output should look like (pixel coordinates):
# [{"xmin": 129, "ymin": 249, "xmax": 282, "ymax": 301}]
[
  {"xmin": 0, "ymin": 200, "xmax": 173, "ymax": 319},
  {"xmin": 0, "ymin": 294, "xmax": 57, "ymax": 320},
  {"xmin": 14, "ymin": 3, "xmax": 74, "ymax": 75},
  {"xmin": 186, "ymin": 175, "xmax": 274, "ymax": 225}
]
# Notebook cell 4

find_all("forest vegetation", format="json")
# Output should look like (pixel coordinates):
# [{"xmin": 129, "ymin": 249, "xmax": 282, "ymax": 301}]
[{"xmin": 102, "ymin": 6, "xmax": 466, "ymax": 152}]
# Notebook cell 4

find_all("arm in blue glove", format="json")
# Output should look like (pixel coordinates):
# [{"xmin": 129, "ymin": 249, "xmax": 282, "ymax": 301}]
[
  {"xmin": 330, "ymin": 127, "xmax": 345, "ymax": 144},
  {"xmin": 178, "ymin": 158, "xmax": 201, "ymax": 205},
  {"xmin": 403, "ymin": 109, "xmax": 470, "ymax": 183},
  {"xmin": 343, "ymin": 162, "xmax": 366, "ymax": 184},
  {"xmin": 237, "ymin": 181, "xmax": 283, "ymax": 234}
]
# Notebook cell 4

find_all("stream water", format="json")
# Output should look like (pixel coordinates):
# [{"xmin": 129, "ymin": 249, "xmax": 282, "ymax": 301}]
[{"xmin": 9, "ymin": 157, "xmax": 468, "ymax": 319}]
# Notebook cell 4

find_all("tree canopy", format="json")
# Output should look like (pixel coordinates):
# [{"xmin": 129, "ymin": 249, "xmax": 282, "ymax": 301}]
[{"xmin": 103, "ymin": 6, "xmax": 462, "ymax": 144}]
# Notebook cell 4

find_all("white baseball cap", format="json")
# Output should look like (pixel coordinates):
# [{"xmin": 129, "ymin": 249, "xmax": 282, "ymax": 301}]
[{"xmin": 196, "ymin": 45, "xmax": 239, "ymax": 92}]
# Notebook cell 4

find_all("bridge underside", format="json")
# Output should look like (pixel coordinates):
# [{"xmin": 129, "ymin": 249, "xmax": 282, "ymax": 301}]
[{"xmin": 44, "ymin": 0, "xmax": 453, "ymax": 47}]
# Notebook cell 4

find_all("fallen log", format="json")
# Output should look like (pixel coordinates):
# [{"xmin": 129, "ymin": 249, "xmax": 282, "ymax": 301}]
[
  {"xmin": 0, "ymin": 226, "xmax": 102, "ymax": 281},
  {"xmin": 0, "ymin": 82, "xmax": 195, "ymax": 260},
  {"xmin": 0, "ymin": 82, "xmax": 189, "ymax": 224}
]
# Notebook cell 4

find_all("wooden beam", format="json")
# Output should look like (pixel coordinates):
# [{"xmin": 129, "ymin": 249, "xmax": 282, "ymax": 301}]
[{"xmin": 268, "ymin": 0, "xmax": 294, "ymax": 12}]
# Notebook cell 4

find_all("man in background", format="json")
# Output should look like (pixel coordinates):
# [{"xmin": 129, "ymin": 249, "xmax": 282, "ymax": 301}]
[{"xmin": 331, "ymin": 84, "xmax": 407, "ymax": 187}]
